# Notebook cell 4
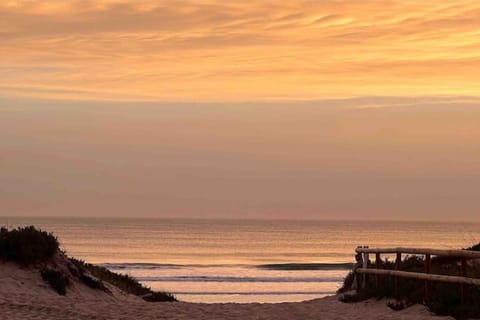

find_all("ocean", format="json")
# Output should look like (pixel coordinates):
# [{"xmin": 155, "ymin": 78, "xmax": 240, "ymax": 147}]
[{"xmin": 4, "ymin": 218, "xmax": 480, "ymax": 303}]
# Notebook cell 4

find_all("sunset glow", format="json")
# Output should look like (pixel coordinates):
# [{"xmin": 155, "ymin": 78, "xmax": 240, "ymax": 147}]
[
  {"xmin": 2, "ymin": 0, "xmax": 480, "ymax": 101},
  {"xmin": 2, "ymin": 1, "xmax": 480, "ymax": 221}
]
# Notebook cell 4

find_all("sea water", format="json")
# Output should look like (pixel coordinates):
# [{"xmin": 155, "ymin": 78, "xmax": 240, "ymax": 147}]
[{"xmin": 4, "ymin": 218, "xmax": 480, "ymax": 303}]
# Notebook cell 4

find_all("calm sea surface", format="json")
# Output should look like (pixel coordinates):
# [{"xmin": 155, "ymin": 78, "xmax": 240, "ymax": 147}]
[{"xmin": 4, "ymin": 218, "xmax": 480, "ymax": 303}]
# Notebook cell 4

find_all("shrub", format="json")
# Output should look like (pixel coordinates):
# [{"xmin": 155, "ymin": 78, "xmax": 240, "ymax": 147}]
[
  {"xmin": 337, "ymin": 271, "xmax": 355, "ymax": 294},
  {"xmin": 0, "ymin": 226, "xmax": 59, "ymax": 265},
  {"xmin": 143, "ymin": 291, "xmax": 177, "ymax": 302},
  {"xmin": 466, "ymin": 243, "xmax": 480, "ymax": 251},
  {"xmin": 80, "ymin": 274, "xmax": 107, "ymax": 291},
  {"xmin": 40, "ymin": 268, "xmax": 69, "ymax": 295}
]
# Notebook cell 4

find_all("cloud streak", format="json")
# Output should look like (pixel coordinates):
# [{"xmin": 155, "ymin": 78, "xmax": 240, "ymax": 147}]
[{"xmin": 1, "ymin": 0, "xmax": 480, "ymax": 101}]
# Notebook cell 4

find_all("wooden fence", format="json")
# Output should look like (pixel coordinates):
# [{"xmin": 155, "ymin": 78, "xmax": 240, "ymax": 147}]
[{"xmin": 354, "ymin": 246, "xmax": 480, "ymax": 301}]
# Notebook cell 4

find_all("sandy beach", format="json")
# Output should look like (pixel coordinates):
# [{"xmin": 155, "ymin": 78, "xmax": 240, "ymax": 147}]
[
  {"xmin": 0, "ymin": 291, "xmax": 452, "ymax": 320},
  {"xmin": 0, "ymin": 260, "xmax": 452, "ymax": 320}
]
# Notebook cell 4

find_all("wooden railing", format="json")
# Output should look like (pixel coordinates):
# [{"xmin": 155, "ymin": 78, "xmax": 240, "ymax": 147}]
[{"xmin": 354, "ymin": 246, "xmax": 480, "ymax": 301}]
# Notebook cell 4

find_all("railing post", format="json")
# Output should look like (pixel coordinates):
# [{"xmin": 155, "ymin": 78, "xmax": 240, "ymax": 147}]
[
  {"xmin": 375, "ymin": 253, "xmax": 381, "ymax": 288},
  {"xmin": 424, "ymin": 254, "xmax": 431, "ymax": 302},
  {"xmin": 362, "ymin": 246, "xmax": 369, "ymax": 289},
  {"xmin": 395, "ymin": 251, "xmax": 401, "ymax": 298},
  {"xmin": 354, "ymin": 246, "xmax": 363, "ymax": 290},
  {"xmin": 461, "ymin": 258, "xmax": 467, "ymax": 303}
]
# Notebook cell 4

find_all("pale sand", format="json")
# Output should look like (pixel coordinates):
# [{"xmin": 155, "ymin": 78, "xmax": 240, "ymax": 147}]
[{"xmin": 0, "ymin": 261, "xmax": 453, "ymax": 320}]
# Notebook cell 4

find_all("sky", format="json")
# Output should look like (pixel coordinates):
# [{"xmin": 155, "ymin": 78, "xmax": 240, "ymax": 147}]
[{"xmin": 1, "ymin": 1, "xmax": 480, "ymax": 221}]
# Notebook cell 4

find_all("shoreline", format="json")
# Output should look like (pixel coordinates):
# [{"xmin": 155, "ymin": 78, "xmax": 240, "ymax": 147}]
[{"xmin": 103, "ymin": 260, "xmax": 349, "ymax": 304}]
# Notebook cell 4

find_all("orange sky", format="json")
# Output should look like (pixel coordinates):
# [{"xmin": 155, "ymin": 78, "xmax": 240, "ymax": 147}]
[
  {"xmin": 1, "ymin": 1, "xmax": 480, "ymax": 221},
  {"xmin": 2, "ymin": 0, "xmax": 480, "ymax": 101}
]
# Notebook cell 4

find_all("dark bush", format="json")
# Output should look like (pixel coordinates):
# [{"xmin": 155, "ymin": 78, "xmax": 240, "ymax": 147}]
[
  {"xmin": 40, "ymin": 268, "xmax": 69, "ymax": 295},
  {"xmin": 466, "ymin": 243, "xmax": 480, "ymax": 251},
  {"xmin": 0, "ymin": 226, "xmax": 59, "ymax": 265},
  {"xmin": 143, "ymin": 291, "xmax": 177, "ymax": 302},
  {"xmin": 80, "ymin": 274, "xmax": 107, "ymax": 291},
  {"xmin": 337, "ymin": 271, "xmax": 355, "ymax": 294}
]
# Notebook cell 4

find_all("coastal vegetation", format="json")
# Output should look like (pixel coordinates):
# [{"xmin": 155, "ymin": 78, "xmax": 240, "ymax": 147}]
[
  {"xmin": 339, "ymin": 244, "xmax": 480, "ymax": 319},
  {"xmin": 40, "ymin": 267, "xmax": 69, "ymax": 295},
  {"xmin": 0, "ymin": 226, "xmax": 59, "ymax": 264},
  {"xmin": 70, "ymin": 258, "xmax": 176, "ymax": 302},
  {"xmin": 0, "ymin": 226, "xmax": 175, "ymax": 302}
]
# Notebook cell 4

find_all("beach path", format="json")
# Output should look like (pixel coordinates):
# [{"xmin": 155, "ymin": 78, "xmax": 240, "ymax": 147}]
[{"xmin": 0, "ymin": 294, "xmax": 454, "ymax": 320}]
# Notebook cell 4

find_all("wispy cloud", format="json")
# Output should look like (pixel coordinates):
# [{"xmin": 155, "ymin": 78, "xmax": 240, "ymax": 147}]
[{"xmin": 2, "ymin": 0, "xmax": 480, "ymax": 101}]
